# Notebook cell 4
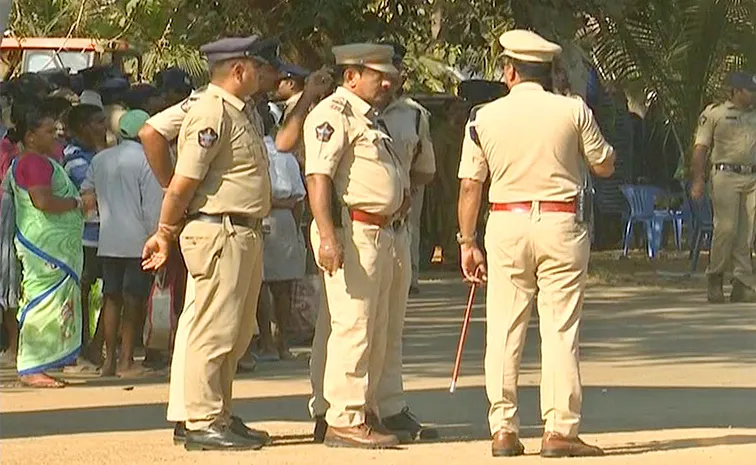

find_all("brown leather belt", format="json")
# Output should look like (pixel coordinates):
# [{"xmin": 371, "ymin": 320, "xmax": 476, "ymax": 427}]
[
  {"xmin": 187, "ymin": 213, "xmax": 262, "ymax": 230},
  {"xmin": 349, "ymin": 209, "xmax": 406, "ymax": 230},
  {"xmin": 490, "ymin": 201, "xmax": 577, "ymax": 214}
]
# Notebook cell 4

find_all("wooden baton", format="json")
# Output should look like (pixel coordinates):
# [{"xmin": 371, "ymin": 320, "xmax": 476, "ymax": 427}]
[{"xmin": 450, "ymin": 275, "xmax": 480, "ymax": 394}]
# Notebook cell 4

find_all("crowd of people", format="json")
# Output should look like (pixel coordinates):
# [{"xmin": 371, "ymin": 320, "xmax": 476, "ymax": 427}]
[{"xmin": 0, "ymin": 59, "xmax": 327, "ymax": 385}]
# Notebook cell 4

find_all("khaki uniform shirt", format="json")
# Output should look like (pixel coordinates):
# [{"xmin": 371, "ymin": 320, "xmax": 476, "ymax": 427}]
[
  {"xmin": 304, "ymin": 86, "xmax": 406, "ymax": 217},
  {"xmin": 458, "ymin": 82, "xmax": 613, "ymax": 203},
  {"xmin": 175, "ymin": 84, "xmax": 271, "ymax": 218},
  {"xmin": 381, "ymin": 96, "xmax": 436, "ymax": 179},
  {"xmin": 694, "ymin": 100, "xmax": 756, "ymax": 165},
  {"xmin": 146, "ymin": 87, "xmax": 209, "ymax": 142}
]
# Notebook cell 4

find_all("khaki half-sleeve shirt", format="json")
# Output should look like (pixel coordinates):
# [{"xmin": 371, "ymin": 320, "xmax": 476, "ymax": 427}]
[
  {"xmin": 304, "ymin": 86, "xmax": 405, "ymax": 216},
  {"xmin": 458, "ymin": 82, "xmax": 614, "ymax": 203},
  {"xmin": 694, "ymin": 101, "xmax": 756, "ymax": 165},
  {"xmin": 145, "ymin": 87, "xmax": 208, "ymax": 142},
  {"xmin": 381, "ymin": 96, "xmax": 436, "ymax": 179},
  {"xmin": 175, "ymin": 84, "xmax": 271, "ymax": 218}
]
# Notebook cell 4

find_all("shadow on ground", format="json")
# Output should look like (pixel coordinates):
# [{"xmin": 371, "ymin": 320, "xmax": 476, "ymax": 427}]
[{"xmin": 3, "ymin": 385, "xmax": 756, "ymax": 454}]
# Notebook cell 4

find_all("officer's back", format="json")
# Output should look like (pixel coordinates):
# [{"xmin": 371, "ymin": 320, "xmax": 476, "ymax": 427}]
[{"xmin": 470, "ymin": 85, "xmax": 610, "ymax": 202}]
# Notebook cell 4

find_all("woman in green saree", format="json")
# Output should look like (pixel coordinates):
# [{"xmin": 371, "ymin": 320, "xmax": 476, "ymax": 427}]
[{"xmin": 7, "ymin": 107, "xmax": 86, "ymax": 388}]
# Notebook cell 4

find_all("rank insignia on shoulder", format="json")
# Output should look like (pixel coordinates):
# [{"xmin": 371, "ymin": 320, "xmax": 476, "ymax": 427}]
[
  {"xmin": 181, "ymin": 95, "xmax": 200, "ymax": 113},
  {"xmin": 329, "ymin": 97, "xmax": 347, "ymax": 113},
  {"xmin": 198, "ymin": 127, "xmax": 218, "ymax": 148},
  {"xmin": 316, "ymin": 122, "xmax": 335, "ymax": 142}
]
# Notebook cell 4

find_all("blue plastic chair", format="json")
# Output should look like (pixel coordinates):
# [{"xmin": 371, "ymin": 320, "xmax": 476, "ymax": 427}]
[
  {"xmin": 620, "ymin": 185, "xmax": 679, "ymax": 258},
  {"xmin": 688, "ymin": 192, "xmax": 714, "ymax": 273}
]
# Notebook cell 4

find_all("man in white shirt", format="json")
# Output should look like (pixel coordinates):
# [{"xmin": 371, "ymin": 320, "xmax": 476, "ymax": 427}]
[{"xmin": 82, "ymin": 109, "xmax": 164, "ymax": 377}]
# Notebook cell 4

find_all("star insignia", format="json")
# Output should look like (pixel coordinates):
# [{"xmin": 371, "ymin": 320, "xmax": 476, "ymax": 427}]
[
  {"xmin": 315, "ymin": 122, "xmax": 335, "ymax": 142},
  {"xmin": 198, "ymin": 127, "xmax": 218, "ymax": 148}
]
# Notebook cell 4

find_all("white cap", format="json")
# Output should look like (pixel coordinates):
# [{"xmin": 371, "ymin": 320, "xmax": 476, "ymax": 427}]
[{"xmin": 499, "ymin": 30, "xmax": 562, "ymax": 63}]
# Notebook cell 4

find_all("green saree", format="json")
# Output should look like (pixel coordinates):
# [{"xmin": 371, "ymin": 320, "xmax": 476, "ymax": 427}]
[{"xmin": 10, "ymin": 155, "xmax": 84, "ymax": 375}]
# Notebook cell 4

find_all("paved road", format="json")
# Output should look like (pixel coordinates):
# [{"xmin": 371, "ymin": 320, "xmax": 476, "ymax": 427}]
[{"xmin": 1, "ymin": 274, "xmax": 755, "ymax": 464}]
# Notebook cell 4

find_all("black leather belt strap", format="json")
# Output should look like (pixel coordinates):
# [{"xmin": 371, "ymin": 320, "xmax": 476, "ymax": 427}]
[
  {"xmin": 187, "ymin": 213, "xmax": 262, "ymax": 230},
  {"xmin": 714, "ymin": 163, "xmax": 756, "ymax": 174}
]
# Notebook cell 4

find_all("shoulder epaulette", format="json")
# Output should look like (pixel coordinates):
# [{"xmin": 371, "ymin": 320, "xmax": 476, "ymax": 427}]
[
  {"xmin": 468, "ymin": 103, "xmax": 488, "ymax": 123},
  {"xmin": 329, "ymin": 96, "xmax": 348, "ymax": 113}
]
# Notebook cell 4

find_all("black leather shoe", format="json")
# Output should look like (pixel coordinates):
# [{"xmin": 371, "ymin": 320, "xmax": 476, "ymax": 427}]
[
  {"xmin": 708, "ymin": 274, "xmax": 725, "ymax": 303},
  {"xmin": 184, "ymin": 424, "xmax": 264, "ymax": 451},
  {"xmin": 382, "ymin": 407, "xmax": 439, "ymax": 442},
  {"xmin": 314, "ymin": 415, "xmax": 328, "ymax": 443},
  {"xmin": 230, "ymin": 415, "xmax": 272, "ymax": 445},
  {"xmin": 730, "ymin": 278, "xmax": 756, "ymax": 303},
  {"xmin": 173, "ymin": 422, "xmax": 186, "ymax": 445}
]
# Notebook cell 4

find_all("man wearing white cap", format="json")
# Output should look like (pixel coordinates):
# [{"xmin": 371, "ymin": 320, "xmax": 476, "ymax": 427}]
[
  {"xmin": 457, "ymin": 30, "xmax": 615, "ymax": 458},
  {"xmin": 304, "ymin": 42, "xmax": 408, "ymax": 449}
]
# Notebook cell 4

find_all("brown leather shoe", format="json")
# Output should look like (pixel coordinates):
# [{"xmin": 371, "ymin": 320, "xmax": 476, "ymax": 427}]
[
  {"xmin": 540, "ymin": 432, "xmax": 604, "ymax": 458},
  {"xmin": 324, "ymin": 423, "xmax": 399, "ymax": 449},
  {"xmin": 366, "ymin": 411, "xmax": 413, "ymax": 443},
  {"xmin": 491, "ymin": 430, "xmax": 525, "ymax": 457}
]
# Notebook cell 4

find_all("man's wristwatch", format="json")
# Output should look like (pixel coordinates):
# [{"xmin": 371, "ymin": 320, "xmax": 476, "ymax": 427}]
[{"xmin": 456, "ymin": 231, "xmax": 477, "ymax": 246}]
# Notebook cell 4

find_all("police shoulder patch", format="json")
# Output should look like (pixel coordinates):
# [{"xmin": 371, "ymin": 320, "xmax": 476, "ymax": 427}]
[
  {"xmin": 198, "ymin": 127, "xmax": 218, "ymax": 148},
  {"xmin": 315, "ymin": 122, "xmax": 335, "ymax": 142}
]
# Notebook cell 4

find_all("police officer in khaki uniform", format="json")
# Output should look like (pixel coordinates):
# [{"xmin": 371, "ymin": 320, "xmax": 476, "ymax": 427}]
[
  {"xmin": 690, "ymin": 72, "xmax": 756, "ymax": 303},
  {"xmin": 305, "ymin": 43, "xmax": 408, "ymax": 449},
  {"xmin": 139, "ymin": 39, "xmax": 283, "ymax": 447},
  {"xmin": 457, "ymin": 30, "xmax": 615, "ymax": 458},
  {"xmin": 379, "ymin": 42, "xmax": 436, "ymax": 295},
  {"xmin": 142, "ymin": 36, "xmax": 278, "ymax": 451},
  {"xmin": 372, "ymin": 41, "xmax": 437, "ymax": 440}
]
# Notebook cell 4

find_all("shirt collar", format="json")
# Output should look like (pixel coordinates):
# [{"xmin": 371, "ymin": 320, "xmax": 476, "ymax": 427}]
[
  {"xmin": 207, "ymin": 84, "xmax": 246, "ymax": 112},
  {"xmin": 335, "ymin": 86, "xmax": 375, "ymax": 117},
  {"xmin": 508, "ymin": 82, "xmax": 545, "ymax": 94},
  {"xmin": 286, "ymin": 91, "xmax": 303, "ymax": 107}
]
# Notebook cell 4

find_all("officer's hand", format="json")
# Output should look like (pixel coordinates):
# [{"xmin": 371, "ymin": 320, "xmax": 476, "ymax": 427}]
[
  {"xmin": 318, "ymin": 235, "xmax": 344, "ymax": 276},
  {"xmin": 142, "ymin": 233, "xmax": 171, "ymax": 271},
  {"xmin": 690, "ymin": 179, "xmax": 705, "ymax": 200},
  {"xmin": 304, "ymin": 67, "xmax": 334, "ymax": 100},
  {"xmin": 460, "ymin": 244, "xmax": 487, "ymax": 285}
]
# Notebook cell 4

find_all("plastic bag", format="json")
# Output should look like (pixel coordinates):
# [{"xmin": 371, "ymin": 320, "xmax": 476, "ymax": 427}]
[
  {"xmin": 265, "ymin": 136, "xmax": 306, "ymax": 201},
  {"xmin": 143, "ymin": 270, "xmax": 175, "ymax": 351}
]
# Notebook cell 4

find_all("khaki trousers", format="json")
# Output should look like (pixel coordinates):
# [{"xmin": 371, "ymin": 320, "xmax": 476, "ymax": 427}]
[
  {"xmin": 707, "ymin": 170, "xmax": 756, "ymax": 287},
  {"xmin": 166, "ymin": 273, "xmax": 196, "ymax": 422},
  {"xmin": 375, "ymin": 224, "xmax": 411, "ymax": 417},
  {"xmin": 180, "ymin": 218, "xmax": 263, "ymax": 431},
  {"xmin": 484, "ymin": 207, "xmax": 589, "ymax": 438},
  {"xmin": 308, "ymin": 213, "xmax": 395, "ymax": 428},
  {"xmin": 409, "ymin": 187, "xmax": 425, "ymax": 287}
]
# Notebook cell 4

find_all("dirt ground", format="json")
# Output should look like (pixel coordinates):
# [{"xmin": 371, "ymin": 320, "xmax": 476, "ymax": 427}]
[{"xmin": 1, "ymin": 263, "xmax": 755, "ymax": 464}]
